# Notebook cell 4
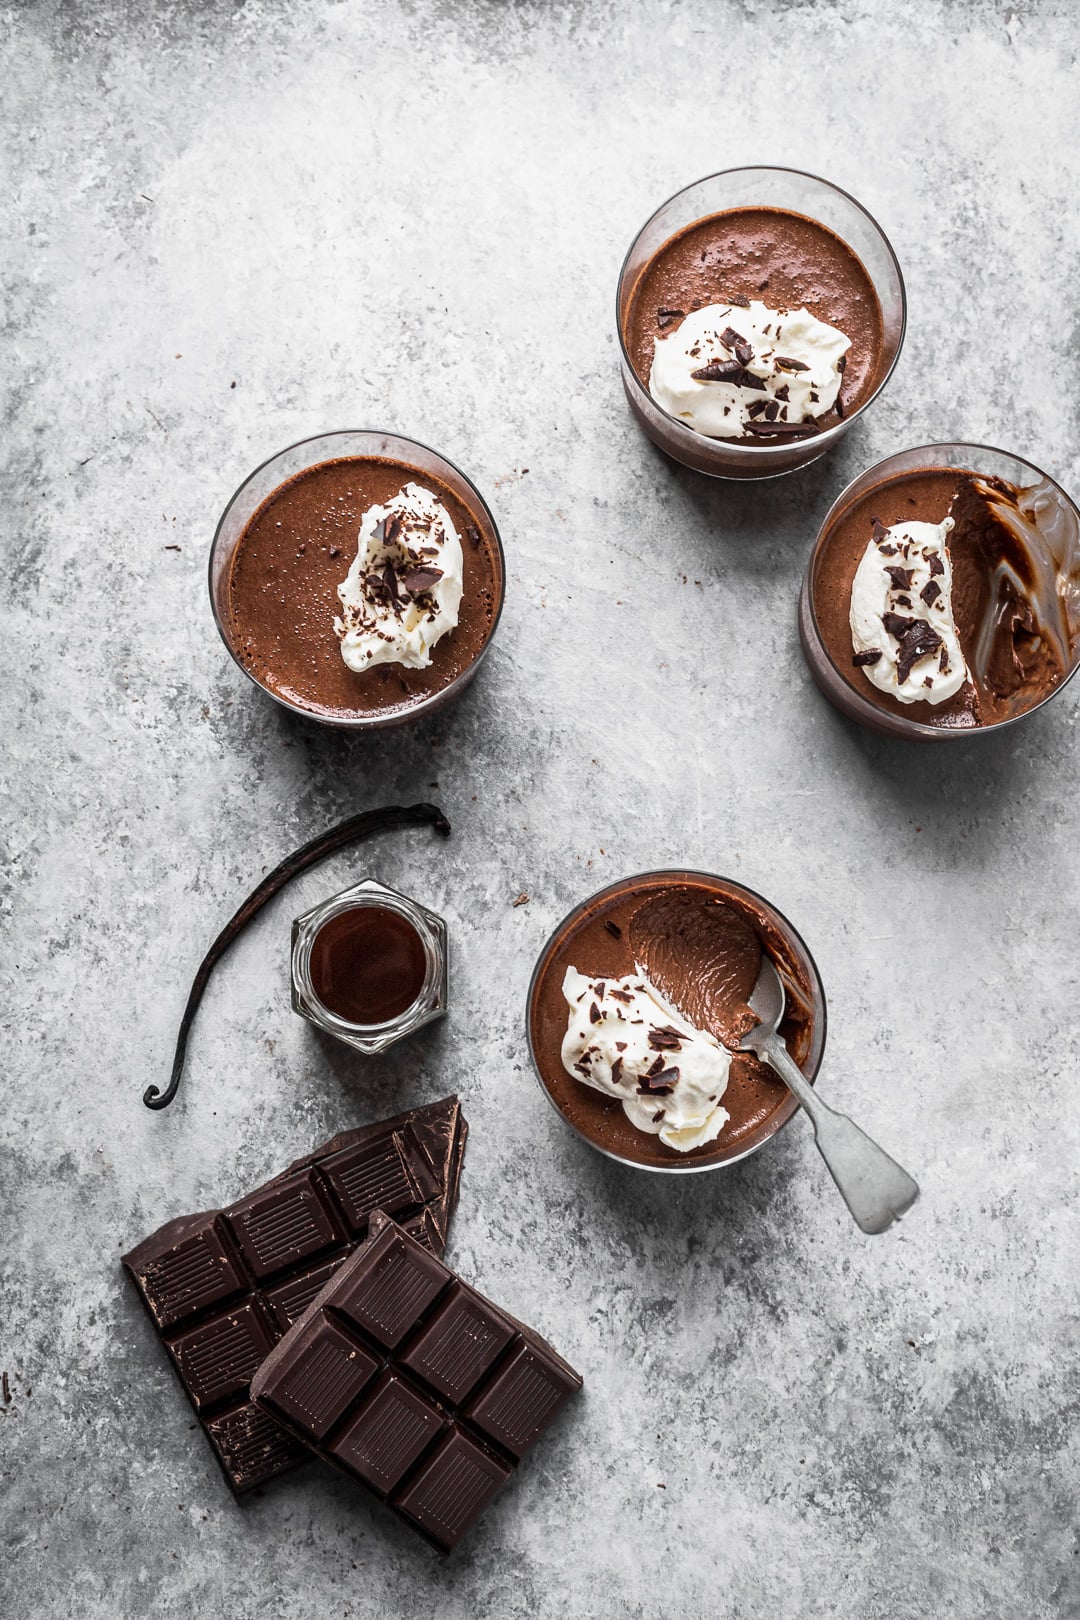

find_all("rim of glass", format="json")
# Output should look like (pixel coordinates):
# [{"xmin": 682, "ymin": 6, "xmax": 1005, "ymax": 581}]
[
  {"xmin": 293, "ymin": 884, "xmax": 442, "ymax": 1034},
  {"xmin": 525, "ymin": 868, "xmax": 828, "ymax": 1174},
  {"xmin": 208, "ymin": 428, "xmax": 507, "ymax": 729},
  {"xmin": 806, "ymin": 441, "xmax": 1080, "ymax": 739},
  {"xmin": 615, "ymin": 165, "xmax": 908, "ymax": 459}
]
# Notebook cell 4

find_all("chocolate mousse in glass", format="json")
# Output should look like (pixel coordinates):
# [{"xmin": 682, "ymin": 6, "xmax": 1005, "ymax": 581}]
[
  {"xmin": 799, "ymin": 444, "xmax": 1080, "ymax": 741},
  {"xmin": 527, "ymin": 871, "xmax": 826, "ymax": 1173},
  {"xmin": 210, "ymin": 431, "xmax": 505, "ymax": 728},
  {"xmin": 617, "ymin": 168, "xmax": 905, "ymax": 480}
]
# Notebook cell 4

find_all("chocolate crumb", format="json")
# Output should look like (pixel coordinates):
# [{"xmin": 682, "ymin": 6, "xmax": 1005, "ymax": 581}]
[
  {"xmin": 164, "ymin": 544, "xmax": 181, "ymax": 551},
  {"xmin": 690, "ymin": 358, "xmax": 742, "ymax": 382},
  {"xmin": 852, "ymin": 648, "xmax": 883, "ymax": 666},
  {"xmin": 588, "ymin": 1003, "xmax": 602, "ymax": 1024},
  {"xmin": 603, "ymin": 919, "xmax": 622, "ymax": 939},
  {"xmin": 651, "ymin": 1109, "xmax": 665, "ymax": 1124},
  {"xmin": 465, "ymin": 523, "xmax": 481, "ymax": 549},
  {"xmin": 400, "ymin": 564, "xmax": 444, "ymax": 597},
  {"xmin": 885, "ymin": 566, "xmax": 914, "ymax": 590},
  {"xmin": 726, "ymin": 293, "xmax": 751, "ymax": 307},
  {"xmin": 774, "ymin": 355, "xmax": 810, "ymax": 372},
  {"xmin": 328, "ymin": 545, "xmax": 342, "ymax": 558},
  {"xmin": 929, "ymin": 553, "xmax": 945, "ymax": 577},
  {"xmin": 939, "ymin": 646, "xmax": 950, "ymax": 672},
  {"xmin": 920, "ymin": 579, "xmax": 942, "ymax": 606},
  {"xmin": 512, "ymin": 892, "xmax": 529, "ymax": 907},
  {"xmin": 611, "ymin": 1056, "xmax": 623, "ymax": 1084},
  {"xmin": 648, "ymin": 1025, "xmax": 684, "ymax": 1051},
  {"xmin": 1, "ymin": 1372, "xmax": 9, "ymax": 1404},
  {"xmin": 657, "ymin": 307, "xmax": 685, "ymax": 329},
  {"xmin": 775, "ymin": 384, "xmax": 790, "ymax": 402}
]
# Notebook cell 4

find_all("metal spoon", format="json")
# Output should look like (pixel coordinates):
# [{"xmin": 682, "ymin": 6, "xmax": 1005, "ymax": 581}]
[{"xmin": 740, "ymin": 957, "xmax": 919, "ymax": 1234}]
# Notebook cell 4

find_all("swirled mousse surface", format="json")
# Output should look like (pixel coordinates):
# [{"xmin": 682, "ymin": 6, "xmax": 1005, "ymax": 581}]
[
  {"xmin": 623, "ymin": 208, "xmax": 886, "ymax": 442},
  {"xmin": 226, "ymin": 457, "xmax": 501, "ymax": 720},
  {"xmin": 530, "ymin": 874, "xmax": 818, "ymax": 1169},
  {"xmin": 812, "ymin": 468, "xmax": 1080, "ymax": 728}
]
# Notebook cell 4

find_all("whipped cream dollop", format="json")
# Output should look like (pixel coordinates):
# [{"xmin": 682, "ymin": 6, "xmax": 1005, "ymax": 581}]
[
  {"xmin": 335, "ymin": 483, "xmax": 464, "ymax": 672},
  {"xmin": 849, "ymin": 517, "xmax": 968, "ymax": 704},
  {"xmin": 560, "ymin": 966, "xmax": 731, "ymax": 1152},
  {"xmin": 649, "ymin": 300, "xmax": 851, "ymax": 439}
]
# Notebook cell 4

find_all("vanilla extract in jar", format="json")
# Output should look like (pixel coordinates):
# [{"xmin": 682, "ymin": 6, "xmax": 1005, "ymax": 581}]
[{"xmin": 291, "ymin": 879, "xmax": 448, "ymax": 1053}]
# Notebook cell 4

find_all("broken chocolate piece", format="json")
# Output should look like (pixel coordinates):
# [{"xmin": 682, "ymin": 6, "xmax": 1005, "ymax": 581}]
[
  {"xmin": 657, "ymin": 307, "xmax": 685, "ymax": 329},
  {"xmin": 920, "ymin": 579, "xmax": 942, "ymax": 607},
  {"xmin": 896, "ymin": 620, "xmax": 943, "ymax": 685},
  {"xmin": 928, "ymin": 553, "xmax": 945, "ymax": 577},
  {"xmin": 726, "ymin": 293, "xmax": 751, "ymax": 307},
  {"xmin": 603, "ymin": 919, "xmax": 622, "ymax": 939},
  {"xmin": 638, "ymin": 1066, "xmax": 679, "ymax": 1096},
  {"xmin": 250, "ymin": 1212, "xmax": 581, "ymax": 1553},
  {"xmin": 647, "ymin": 1026, "xmax": 683, "ymax": 1051},
  {"xmin": 885, "ymin": 566, "xmax": 914, "ymax": 591},
  {"xmin": 400, "ymin": 565, "xmax": 444, "ymax": 597},
  {"xmin": 773, "ymin": 356, "xmax": 810, "ymax": 372},
  {"xmin": 883, "ymin": 612, "xmax": 916, "ymax": 640},
  {"xmin": 852, "ymin": 648, "xmax": 883, "ymax": 667}
]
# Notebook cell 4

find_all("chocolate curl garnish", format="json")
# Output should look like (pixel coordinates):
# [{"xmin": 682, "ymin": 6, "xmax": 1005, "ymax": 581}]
[{"xmin": 143, "ymin": 804, "xmax": 452, "ymax": 1110}]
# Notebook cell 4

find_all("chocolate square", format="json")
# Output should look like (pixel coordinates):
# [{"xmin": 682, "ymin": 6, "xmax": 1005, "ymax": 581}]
[
  {"xmin": 127, "ymin": 1213, "xmax": 246, "ymax": 1331},
  {"xmin": 318, "ymin": 1127, "xmax": 439, "ymax": 1232},
  {"xmin": 263, "ymin": 1255, "xmax": 352, "ymax": 1333},
  {"xmin": 329, "ymin": 1371, "xmax": 445, "ymax": 1494},
  {"xmin": 262, "ymin": 1318, "xmax": 379, "ymax": 1441},
  {"xmin": 169, "ymin": 1300, "xmax": 276, "ymax": 1412},
  {"xmin": 225, "ymin": 1169, "xmax": 344, "ymax": 1282},
  {"xmin": 399, "ymin": 1284, "xmax": 514, "ymax": 1404},
  {"xmin": 466, "ymin": 1341, "xmax": 580, "ymax": 1459},
  {"xmin": 393, "ymin": 1430, "xmax": 511, "ymax": 1550},
  {"xmin": 204, "ymin": 1401, "xmax": 311, "ymax": 1490},
  {"xmin": 327, "ymin": 1223, "xmax": 451, "ymax": 1349}
]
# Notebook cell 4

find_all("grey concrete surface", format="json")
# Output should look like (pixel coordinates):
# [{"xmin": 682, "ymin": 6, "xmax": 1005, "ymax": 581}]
[{"xmin": 3, "ymin": 2, "xmax": 1080, "ymax": 1616}]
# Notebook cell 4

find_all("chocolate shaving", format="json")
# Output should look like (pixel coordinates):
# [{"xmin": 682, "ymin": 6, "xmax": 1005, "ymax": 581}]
[
  {"xmin": 690, "ymin": 359, "xmax": 742, "ymax": 382},
  {"xmin": 928, "ymin": 553, "xmax": 945, "ymax": 577},
  {"xmin": 744, "ymin": 421, "xmax": 818, "ymax": 439},
  {"xmin": 939, "ymin": 646, "xmax": 950, "ymax": 672},
  {"xmin": 657, "ymin": 307, "xmax": 685, "ymax": 328},
  {"xmin": 381, "ymin": 561, "xmax": 400, "ymax": 604},
  {"xmin": 774, "ymin": 356, "xmax": 810, "ymax": 372},
  {"xmin": 588, "ymin": 1002, "xmax": 602, "ymax": 1024},
  {"xmin": 896, "ymin": 621, "xmax": 943, "ymax": 684},
  {"xmin": 647, "ymin": 1025, "xmax": 684, "ymax": 1051},
  {"xmin": 763, "ymin": 400, "xmax": 780, "ymax": 422},
  {"xmin": 383, "ymin": 512, "xmax": 403, "ymax": 546},
  {"xmin": 465, "ymin": 523, "xmax": 481, "ymax": 549},
  {"xmin": 920, "ymin": 579, "xmax": 942, "ymax": 606},
  {"xmin": 852, "ymin": 648, "xmax": 883, "ymax": 666},
  {"xmin": 726, "ymin": 293, "xmax": 751, "ymax": 307},
  {"xmin": 885, "ymin": 566, "xmax": 914, "ymax": 591},
  {"xmin": 734, "ymin": 338, "xmax": 753, "ymax": 366},
  {"xmin": 603, "ymin": 919, "xmax": 622, "ymax": 939},
  {"xmin": 638, "ymin": 1065, "xmax": 679, "ymax": 1096},
  {"xmin": 775, "ymin": 384, "xmax": 790, "ymax": 402},
  {"xmin": 610, "ymin": 1056, "xmax": 624, "ymax": 1085},
  {"xmin": 746, "ymin": 399, "xmax": 768, "ymax": 419},
  {"xmin": 718, "ymin": 327, "xmax": 744, "ymax": 351},
  {"xmin": 400, "ymin": 564, "xmax": 444, "ymax": 597},
  {"xmin": 883, "ymin": 612, "xmax": 916, "ymax": 640},
  {"xmin": 143, "ymin": 804, "xmax": 451, "ymax": 1110}
]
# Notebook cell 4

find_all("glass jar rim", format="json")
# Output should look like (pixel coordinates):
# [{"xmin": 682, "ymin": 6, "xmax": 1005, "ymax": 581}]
[{"xmin": 293, "ymin": 884, "xmax": 442, "ymax": 1034}]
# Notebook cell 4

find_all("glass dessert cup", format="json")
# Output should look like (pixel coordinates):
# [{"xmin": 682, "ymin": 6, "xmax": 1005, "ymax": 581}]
[
  {"xmin": 526, "ymin": 870, "xmax": 827, "ymax": 1173},
  {"xmin": 799, "ymin": 442, "xmax": 1080, "ymax": 742},
  {"xmin": 209, "ymin": 429, "xmax": 506, "ymax": 730},
  {"xmin": 292, "ymin": 878, "xmax": 448, "ymax": 1054},
  {"xmin": 616, "ymin": 167, "xmax": 906, "ymax": 481}
]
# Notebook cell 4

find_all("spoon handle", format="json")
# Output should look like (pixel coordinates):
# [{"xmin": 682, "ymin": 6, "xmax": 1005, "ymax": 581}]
[{"xmin": 762, "ymin": 1035, "xmax": 920, "ymax": 1234}]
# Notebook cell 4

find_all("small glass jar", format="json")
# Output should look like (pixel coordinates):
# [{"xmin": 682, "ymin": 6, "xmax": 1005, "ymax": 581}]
[{"xmin": 291, "ymin": 878, "xmax": 448, "ymax": 1054}]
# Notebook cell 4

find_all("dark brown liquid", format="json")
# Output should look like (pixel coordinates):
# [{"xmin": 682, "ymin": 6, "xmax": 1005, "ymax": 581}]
[
  {"xmin": 227, "ymin": 456, "xmax": 503, "ymax": 720},
  {"xmin": 310, "ymin": 906, "xmax": 427, "ymax": 1026},
  {"xmin": 624, "ymin": 207, "xmax": 886, "ymax": 437},
  {"xmin": 529, "ymin": 874, "xmax": 820, "ymax": 1169}
]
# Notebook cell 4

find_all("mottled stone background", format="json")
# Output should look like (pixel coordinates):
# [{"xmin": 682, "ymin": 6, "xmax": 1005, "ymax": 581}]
[{"xmin": 3, "ymin": 2, "xmax": 1079, "ymax": 1616}]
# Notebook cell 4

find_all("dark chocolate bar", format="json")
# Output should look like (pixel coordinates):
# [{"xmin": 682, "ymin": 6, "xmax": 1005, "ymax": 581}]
[
  {"xmin": 251, "ymin": 1210, "xmax": 582, "ymax": 1552},
  {"xmin": 122, "ymin": 1097, "xmax": 467, "ymax": 1494}
]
